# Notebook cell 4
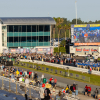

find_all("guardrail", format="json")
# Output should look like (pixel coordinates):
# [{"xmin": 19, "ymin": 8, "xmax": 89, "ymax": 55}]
[
  {"xmin": 0, "ymin": 75, "xmax": 40, "ymax": 99},
  {"xmin": 14, "ymin": 61, "xmax": 90, "ymax": 82},
  {"xmin": 19, "ymin": 59, "xmax": 100, "ymax": 76}
]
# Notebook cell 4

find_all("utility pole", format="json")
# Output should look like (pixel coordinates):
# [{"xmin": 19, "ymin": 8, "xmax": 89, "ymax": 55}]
[{"xmin": 75, "ymin": 1, "xmax": 77, "ymax": 25}]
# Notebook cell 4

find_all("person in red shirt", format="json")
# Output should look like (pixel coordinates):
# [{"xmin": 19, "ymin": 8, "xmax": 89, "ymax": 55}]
[
  {"xmin": 53, "ymin": 78, "xmax": 57, "ymax": 88},
  {"xmin": 88, "ymin": 86, "xmax": 91, "ymax": 96},
  {"xmin": 85, "ymin": 85, "xmax": 88, "ymax": 95},
  {"xmin": 73, "ymin": 86, "xmax": 76, "ymax": 93},
  {"xmin": 29, "ymin": 72, "xmax": 32, "ymax": 78},
  {"xmin": 49, "ymin": 77, "xmax": 53, "ymax": 84}
]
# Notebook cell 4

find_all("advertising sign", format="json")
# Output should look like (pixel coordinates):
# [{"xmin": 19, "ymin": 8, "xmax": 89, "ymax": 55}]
[
  {"xmin": 71, "ymin": 24, "xmax": 100, "ymax": 45},
  {"xmin": 75, "ymin": 46, "xmax": 99, "ymax": 56},
  {"xmin": 35, "ymin": 47, "xmax": 53, "ymax": 54}
]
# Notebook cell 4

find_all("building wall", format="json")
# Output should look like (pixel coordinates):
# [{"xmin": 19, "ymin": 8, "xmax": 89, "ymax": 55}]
[
  {"xmin": 0, "ymin": 22, "xmax": 2, "ymax": 53},
  {"xmin": 7, "ymin": 25, "xmax": 51, "ymax": 47}
]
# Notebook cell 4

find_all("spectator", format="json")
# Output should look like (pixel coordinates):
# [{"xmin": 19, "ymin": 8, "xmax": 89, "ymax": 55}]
[
  {"xmin": 39, "ymin": 84, "xmax": 45, "ymax": 100},
  {"xmin": 56, "ymin": 90, "xmax": 63, "ymax": 100},
  {"xmin": 75, "ymin": 84, "xmax": 78, "ymax": 96},
  {"xmin": 62, "ymin": 87, "xmax": 66, "ymax": 93},
  {"xmin": 94, "ymin": 88, "xmax": 98, "ymax": 99},
  {"xmin": 44, "ymin": 83, "xmax": 51, "ymax": 100},
  {"xmin": 41, "ymin": 74, "xmax": 44, "ymax": 80},
  {"xmin": 31, "ymin": 71, "xmax": 34, "ymax": 79},
  {"xmin": 98, "ymin": 88, "xmax": 100, "ymax": 99},
  {"xmin": 19, "ymin": 76, "xmax": 22, "ymax": 82},
  {"xmin": 25, "ymin": 76, "xmax": 29, "ymax": 86},
  {"xmin": 72, "ymin": 85, "xmax": 76, "ymax": 95},
  {"xmin": 11, "ymin": 72, "xmax": 15, "ymax": 79},
  {"xmin": 85, "ymin": 85, "xmax": 88, "ymax": 95},
  {"xmin": 49, "ymin": 77, "xmax": 53, "ymax": 84},
  {"xmin": 87, "ymin": 86, "xmax": 91, "ymax": 96},
  {"xmin": 29, "ymin": 71, "xmax": 32, "ymax": 78},
  {"xmin": 90, "ymin": 67, "xmax": 92, "ymax": 74},
  {"xmin": 54, "ymin": 78, "xmax": 57, "ymax": 88},
  {"xmin": 70, "ymin": 84, "xmax": 73, "ymax": 93},
  {"xmin": 34, "ymin": 72, "xmax": 38, "ymax": 81},
  {"xmin": 65, "ymin": 85, "xmax": 69, "ymax": 93}
]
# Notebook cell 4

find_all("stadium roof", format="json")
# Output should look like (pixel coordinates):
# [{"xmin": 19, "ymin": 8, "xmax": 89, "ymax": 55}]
[{"xmin": 0, "ymin": 17, "xmax": 56, "ymax": 25}]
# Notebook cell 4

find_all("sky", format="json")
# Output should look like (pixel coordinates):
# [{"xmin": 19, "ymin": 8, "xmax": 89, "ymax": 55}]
[{"xmin": 0, "ymin": 0, "xmax": 99, "ymax": 22}]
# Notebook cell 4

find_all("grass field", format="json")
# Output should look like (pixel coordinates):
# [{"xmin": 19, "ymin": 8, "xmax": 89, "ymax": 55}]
[{"xmin": 14, "ymin": 61, "xmax": 100, "ymax": 86}]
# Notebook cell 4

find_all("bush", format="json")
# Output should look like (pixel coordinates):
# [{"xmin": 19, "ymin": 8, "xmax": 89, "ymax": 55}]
[{"xmin": 54, "ymin": 47, "xmax": 66, "ymax": 53}]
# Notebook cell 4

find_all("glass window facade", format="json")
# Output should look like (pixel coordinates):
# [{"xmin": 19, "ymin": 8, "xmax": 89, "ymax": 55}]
[
  {"xmin": 22, "ymin": 25, "xmax": 26, "ymax": 32},
  {"xmin": 7, "ymin": 25, "xmax": 50, "ymax": 47}
]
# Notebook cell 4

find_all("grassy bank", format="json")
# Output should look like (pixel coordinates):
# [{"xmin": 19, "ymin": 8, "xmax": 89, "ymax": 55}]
[{"xmin": 14, "ymin": 61, "xmax": 100, "ymax": 86}]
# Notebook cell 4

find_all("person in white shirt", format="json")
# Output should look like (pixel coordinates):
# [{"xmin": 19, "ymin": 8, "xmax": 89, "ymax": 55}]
[
  {"xmin": 41, "ymin": 74, "xmax": 44, "ymax": 80},
  {"xmin": 31, "ymin": 71, "xmax": 34, "ymax": 79},
  {"xmin": 19, "ymin": 77, "xmax": 22, "ymax": 82},
  {"xmin": 25, "ymin": 76, "xmax": 29, "ymax": 86},
  {"xmin": 39, "ymin": 84, "xmax": 45, "ymax": 100}
]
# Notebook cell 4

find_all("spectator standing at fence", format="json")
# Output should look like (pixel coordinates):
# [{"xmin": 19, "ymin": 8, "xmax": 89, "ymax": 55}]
[
  {"xmin": 94, "ymin": 88, "xmax": 98, "ymax": 99},
  {"xmin": 87, "ymin": 86, "xmax": 91, "ymax": 96},
  {"xmin": 25, "ymin": 76, "xmax": 29, "ymax": 87},
  {"xmin": 90, "ymin": 67, "xmax": 92, "ymax": 74},
  {"xmin": 44, "ymin": 83, "xmax": 51, "ymax": 100},
  {"xmin": 75, "ymin": 84, "xmax": 78, "ymax": 96},
  {"xmin": 41, "ymin": 74, "xmax": 44, "ymax": 81},
  {"xmin": 31, "ymin": 71, "xmax": 34, "ymax": 79},
  {"xmin": 62, "ymin": 87, "xmax": 66, "ymax": 93},
  {"xmin": 34, "ymin": 72, "xmax": 38, "ymax": 81},
  {"xmin": 73, "ymin": 59, "xmax": 76, "ymax": 66},
  {"xmin": 70, "ymin": 84, "xmax": 73, "ymax": 93},
  {"xmin": 49, "ymin": 77, "xmax": 53, "ymax": 85},
  {"xmin": 11, "ymin": 72, "xmax": 15, "ymax": 79},
  {"xmin": 97, "ymin": 88, "xmax": 100, "ymax": 99},
  {"xmin": 29, "ymin": 71, "xmax": 32, "ymax": 78},
  {"xmin": 65, "ymin": 85, "xmax": 69, "ymax": 93},
  {"xmin": 54, "ymin": 78, "xmax": 57, "ymax": 88},
  {"xmin": 85, "ymin": 85, "xmax": 88, "ymax": 95},
  {"xmin": 72, "ymin": 85, "xmax": 76, "ymax": 95},
  {"xmin": 56, "ymin": 90, "xmax": 63, "ymax": 100},
  {"xmin": 39, "ymin": 84, "xmax": 45, "ymax": 100}
]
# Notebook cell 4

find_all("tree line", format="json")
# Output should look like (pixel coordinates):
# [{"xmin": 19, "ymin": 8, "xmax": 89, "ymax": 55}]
[{"xmin": 52, "ymin": 17, "xmax": 100, "ymax": 39}]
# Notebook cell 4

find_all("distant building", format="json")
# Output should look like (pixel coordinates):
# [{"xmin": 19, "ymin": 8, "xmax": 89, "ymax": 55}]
[{"xmin": 0, "ymin": 17, "xmax": 56, "ymax": 53}]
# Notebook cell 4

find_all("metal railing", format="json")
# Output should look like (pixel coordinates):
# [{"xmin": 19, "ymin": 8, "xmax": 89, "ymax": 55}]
[{"xmin": 0, "ymin": 71, "xmax": 40, "ymax": 100}]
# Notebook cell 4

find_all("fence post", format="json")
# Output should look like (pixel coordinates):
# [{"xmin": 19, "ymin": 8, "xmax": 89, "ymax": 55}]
[
  {"xmin": 29, "ymin": 86, "xmax": 31, "ymax": 99},
  {"xmin": 2, "ymin": 77, "xmax": 4, "ymax": 90},
  {"xmin": 89, "ymin": 77, "xmax": 90, "ymax": 82},
  {"xmin": 25, "ymin": 85, "xmax": 27, "ymax": 94},
  {"xmin": 8, "ymin": 78, "xmax": 11, "ymax": 91},
  {"xmin": 16, "ymin": 82, "xmax": 18, "ymax": 94}
]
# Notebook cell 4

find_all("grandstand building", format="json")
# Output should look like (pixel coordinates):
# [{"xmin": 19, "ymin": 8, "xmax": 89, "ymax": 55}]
[{"xmin": 0, "ymin": 17, "xmax": 56, "ymax": 53}]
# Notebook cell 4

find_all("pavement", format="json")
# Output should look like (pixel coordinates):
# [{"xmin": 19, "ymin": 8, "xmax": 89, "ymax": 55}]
[{"xmin": 12, "ymin": 65, "xmax": 99, "ymax": 100}]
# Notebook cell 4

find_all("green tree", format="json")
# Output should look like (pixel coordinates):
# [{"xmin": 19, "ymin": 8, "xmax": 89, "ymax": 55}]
[
  {"xmin": 62, "ymin": 24, "xmax": 68, "ymax": 40},
  {"xmin": 60, "ymin": 40, "xmax": 66, "ymax": 47},
  {"xmin": 54, "ymin": 17, "xmax": 63, "ymax": 52},
  {"xmin": 67, "ymin": 24, "xmax": 71, "ymax": 38}
]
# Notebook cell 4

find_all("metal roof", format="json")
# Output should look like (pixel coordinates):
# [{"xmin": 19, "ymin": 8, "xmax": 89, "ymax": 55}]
[{"xmin": 0, "ymin": 17, "xmax": 56, "ymax": 25}]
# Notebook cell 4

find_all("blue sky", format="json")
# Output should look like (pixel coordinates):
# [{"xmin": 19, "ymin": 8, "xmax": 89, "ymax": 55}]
[{"xmin": 0, "ymin": 0, "xmax": 99, "ymax": 22}]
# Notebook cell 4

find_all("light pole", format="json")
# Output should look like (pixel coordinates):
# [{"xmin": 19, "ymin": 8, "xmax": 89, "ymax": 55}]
[
  {"xmin": 67, "ymin": 67, "xmax": 69, "ymax": 76},
  {"xmin": 75, "ymin": 1, "xmax": 77, "ymax": 25}
]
